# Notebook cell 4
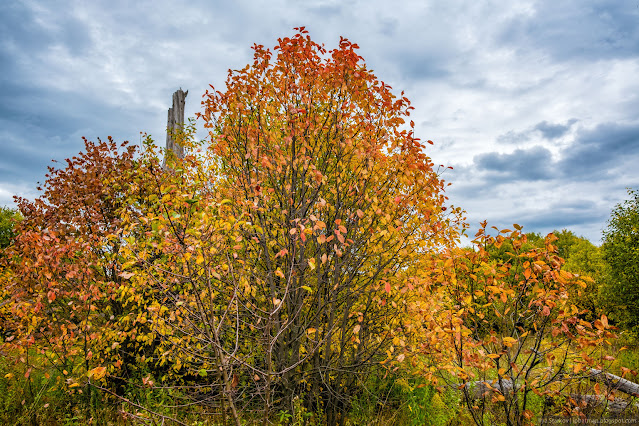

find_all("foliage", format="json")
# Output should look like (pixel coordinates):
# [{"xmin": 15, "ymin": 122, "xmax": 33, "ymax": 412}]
[
  {"xmin": 562, "ymin": 237, "xmax": 606, "ymax": 322},
  {"xmin": 2, "ymin": 27, "xmax": 631, "ymax": 425},
  {"xmin": 0, "ymin": 137, "xmax": 162, "ymax": 412},
  {"xmin": 1, "ymin": 28, "xmax": 464, "ymax": 425},
  {"xmin": 488, "ymin": 229, "xmax": 606, "ymax": 323},
  {"xmin": 601, "ymin": 188, "xmax": 639, "ymax": 331},
  {"xmin": 0, "ymin": 207, "xmax": 21, "ymax": 250},
  {"xmin": 485, "ymin": 231, "xmax": 543, "ymax": 263},
  {"xmin": 114, "ymin": 27, "xmax": 463, "ymax": 425},
  {"xmin": 552, "ymin": 229, "xmax": 581, "ymax": 261},
  {"xmin": 0, "ymin": 207, "xmax": 21, "ymax": 337},
  {"xmin": 415, "ymin": 223, "xmax": 615, "ymax": 425},
  {"xmin": 347, "ymin": 371, "xmax": 466, "ymax": 425}
]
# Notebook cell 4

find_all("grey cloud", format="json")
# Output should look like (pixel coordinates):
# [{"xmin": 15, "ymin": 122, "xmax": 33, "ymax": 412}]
[
  {"xmin": 534, "ymin": 119, "xmax": 577, "ymax": 140},
  {"xmin": 465, "ymin": 122, "xmax": 639, "ymax": 185},
  {"xmin": 509, "ymin": 201, "xmax": 608, "ymax": 235},
  {"xmin": 474, "ymin": 146, "xmax": 554, "ymax": 181},
  {"xmin": 498, "ymin": 1, "xmax": 639, "ymax": 62},
  {"xmin": 558, "ymin": 122, "xmax": 639, "ymax": 179},
  {"xmin": 378, "ymin": 18, "xmax": 398, "ymax": 37},
  {"xmin": 0, "ymin": 82, "xmax": 156, "ymax": 188},
  {"xmin": 497, "ymin": 120, "xmax": 577, "ymax": 144},
  {"xmin": 497, "ymin": 129, "xmax": 531, "ymax": 144},
  {"xmin": 306, "ymin": 4, "xmax": 343, "ymax": 18},
  {"xmin": 0, "ymin": 2, "xmax": 92, "ymax": 58}
]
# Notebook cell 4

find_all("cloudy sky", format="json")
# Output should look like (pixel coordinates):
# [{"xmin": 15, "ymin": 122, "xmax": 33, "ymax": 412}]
[{"xmin": 2, "ymin": 0, "xmax": 638, "ymax": 243}]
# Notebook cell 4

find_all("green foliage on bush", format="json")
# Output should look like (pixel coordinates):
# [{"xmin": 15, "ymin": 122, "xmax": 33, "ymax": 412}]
[
  {"xmin": 0, "ymin": 207, "xmax": 20, "ymax": 250},
  {"xmin": 601, "ymin": 189, "xmax": 639, "ymax": 330}
]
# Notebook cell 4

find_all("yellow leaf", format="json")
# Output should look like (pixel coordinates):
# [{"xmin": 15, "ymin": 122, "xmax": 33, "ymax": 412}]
[
  {"xmin": 503, "ymin": 337, "xmax": 517, "ymax": 347},
  {"xmin": 523, "ymin": 268, "xmax": 531, "ymax": 280},
  {"xmin": 88, "ymin": 366, "xmax": 107, "ymax": 380}
]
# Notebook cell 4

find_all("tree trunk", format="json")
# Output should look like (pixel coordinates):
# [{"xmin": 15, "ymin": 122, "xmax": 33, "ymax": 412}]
[
  {"xmin": 588, "ymin": 369, "xmax": 639, "ymax": 397},
  {"xmin": 164, "ymin": 88, "xmax": 188, "ymax": 168},
  {"xmin": 569, "ymin": 394, "xmax": 639, "ymax": 414},
  {"xmin": 465, "ymin": 379, "xmax": 515, "ymax": 400}
]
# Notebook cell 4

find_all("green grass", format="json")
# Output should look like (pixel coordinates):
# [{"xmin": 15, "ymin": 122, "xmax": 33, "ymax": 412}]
[{"xmin": 3, "ymin": 340, "xmax": 639, "ymax": 425}]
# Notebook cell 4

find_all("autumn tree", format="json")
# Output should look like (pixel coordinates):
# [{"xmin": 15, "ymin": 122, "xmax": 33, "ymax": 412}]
[
  {"xmin": 2, "ymin": 28, "xmax": 465, "ymax": 424},
  {"xmin": 416, "ymin": 224, "xmax": 615, "ymax": 425},
  {"xmin": 0, "ymin": 137, "xmax": 171, "ymax": 403},
  {"xmin": 112, "ymin": 28, "xmax": 463, "ymax": 424}
]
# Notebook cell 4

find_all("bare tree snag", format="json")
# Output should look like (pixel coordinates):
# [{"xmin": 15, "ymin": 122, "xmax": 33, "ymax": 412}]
[{"xmin": 164, "ymin": 88, "xmax": 188, "ymax": 168}]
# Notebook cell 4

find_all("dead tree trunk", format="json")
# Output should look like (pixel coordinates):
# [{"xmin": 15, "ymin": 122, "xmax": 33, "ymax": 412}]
[
  {"xmin": 588, "ymin": 369, "xmax": 639, "ymax": 397},
  {"xmin": 568, "ymin": 394, "xmax": 639, "ymax": 414},
  {"xmin": 463, "ymin": 379, "xmax": 515, "ymax": 399},
  {"xmin": 163, "ymin": 88, "xmax": 188, "ymax": 168}
]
